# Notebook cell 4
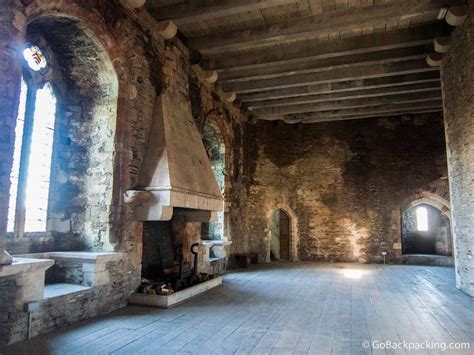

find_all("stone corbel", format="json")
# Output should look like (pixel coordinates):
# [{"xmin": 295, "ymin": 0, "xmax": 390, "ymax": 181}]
[
  {"xmin": 426, "ymin": 53, "xmax": 443, "ymax": 67},
  {"xmin": 124, "ymin": 190, "xmax": 154, "ymax": 206},
  {"xmin": 156, "ymin": 20, "xmax": 178, "ymax": 40},
  {"xmin": 445, "ymin": 5, "xmax": 468, "ymax": 26},
  {"xmin": 222, "ymin": 91, "xmax": 237, "ymax": 103},
  {"xmin": 120, "ymin": 0, "xmax": 146, "ymax": 9},
  {"xmin": 192, "ymin": 64, "xmax": 219, "ymax": 84},
  {"xmin": 434, "ymin": 37, "xmax": 451, "ymax": 53}
]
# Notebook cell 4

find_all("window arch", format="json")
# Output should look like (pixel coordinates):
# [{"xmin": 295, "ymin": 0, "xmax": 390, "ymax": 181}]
[
  {"xmin": 401, "ymin": 203, "xmax": 452, "ymax": 256},
  {"xmin": 7, "ymin": 16, "xmax": 119, "ymax": 251},
  {"xmin": 201, "ymin": 117, "xmax": 226, "ymax": 240},
  {"xmin": 8, "ymin": 44, "xmax": 58, "ymax": 236}
]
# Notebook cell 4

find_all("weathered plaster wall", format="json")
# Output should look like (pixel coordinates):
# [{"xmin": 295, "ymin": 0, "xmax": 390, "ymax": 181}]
[
  {"xmin": 441, "ymin": 1, "xmax": 474, "ymax": 296},
  {"xmin": 240, "ymin": 114, "xmax": 448, "ymax": 263}
]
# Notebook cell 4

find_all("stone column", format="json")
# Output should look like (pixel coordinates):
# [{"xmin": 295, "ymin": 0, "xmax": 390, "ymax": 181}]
[
  {"xmin": 0, "ymin": 0, "xmax": 25, "ymax": 264},
  {"xmin": 440, "ymin": 2, "xmax": 474, "ymax": 296}
]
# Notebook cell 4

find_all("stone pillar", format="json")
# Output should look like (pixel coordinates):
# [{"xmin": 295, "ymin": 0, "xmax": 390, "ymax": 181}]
[
  {"xmin": 440, "ymin": 2, "xmax": 474, "ymax": 296},
  {"xmin": 0, "ymin": 0, "xmax": 25, "ymax": 264}
]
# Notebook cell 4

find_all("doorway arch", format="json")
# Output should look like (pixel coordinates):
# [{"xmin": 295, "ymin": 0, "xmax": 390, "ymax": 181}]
[
  {"xmin": 267, "ymin": 205, "xmax": 298, "ymax": 262},
  {"xmin": 269, "ymin": 209, "xmax": 291, "ymax": 260},
  {"xmin": 401, "ymin": 203, "xmax": 453, "ymax": 256}
]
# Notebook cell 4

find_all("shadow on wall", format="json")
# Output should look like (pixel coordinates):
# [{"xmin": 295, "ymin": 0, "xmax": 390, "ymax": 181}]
[{"xmin": 402, "ymin": 203, "xmax": 452, "ymax": 256}]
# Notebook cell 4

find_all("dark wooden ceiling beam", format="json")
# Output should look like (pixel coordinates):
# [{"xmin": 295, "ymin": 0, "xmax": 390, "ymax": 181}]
[
  {"xmin": 224, "ymin": 60, "xmax": 437, "ymax": 93},
  {"xmin": 147, "ymin": 0, "xmax": 296, "ymax": 25},
  {"xmin": 203, "ymin": 24, "xmax": 449, "ymax": 71},
  {"xmin": 252, "ymin": 91, "xmax": 441, "ymax": 117},
  {"xmin": 246, "ymin": 82, "xmax": 441, "ymax": 108},
  {"xmin": 239, "ymin": 71, "xmax": 440, "ymax": 102},
  {"xmin": 189, "ymin": 0, "xmax": 446, "ymax": 53},
  {"xmin": 298, "ymin": 108, "xmax": 443, "ymax": 124},
  {"xmin": 220, "ymin": 46, "xmax": 428, "ymax": 83},
  {"xmin": 264, "ymin": 100, "xmax": 443, "ymax": 123}
]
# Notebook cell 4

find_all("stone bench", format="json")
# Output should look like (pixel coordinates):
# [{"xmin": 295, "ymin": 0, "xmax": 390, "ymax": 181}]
[
  {"xmin": 0, "ymin": 257, "xmax": 54, "ymax": 308},
  {"xmin": 16, "ymin": 251, "xmax": 126, "ymax": 287}
]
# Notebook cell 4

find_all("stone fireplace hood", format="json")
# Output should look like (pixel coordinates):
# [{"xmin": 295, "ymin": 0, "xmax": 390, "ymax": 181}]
[{"xmin": 125, "ymin": 92, "xmax": 223, "ymax": 221}]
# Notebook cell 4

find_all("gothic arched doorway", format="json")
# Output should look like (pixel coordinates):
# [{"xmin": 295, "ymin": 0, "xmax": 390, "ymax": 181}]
[{"xmin": 270, "ymin": 209, "xmax": 291, "ymax": 261}]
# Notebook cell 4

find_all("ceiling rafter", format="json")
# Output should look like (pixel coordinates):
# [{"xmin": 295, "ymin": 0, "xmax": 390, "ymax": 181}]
[
  {"xmin": 147, "ymin": 0, "xmax": 297, "ymax": 25},
  {"xmin": 188, "ymin": 0, "xmax": 446, "ymax": 54}
]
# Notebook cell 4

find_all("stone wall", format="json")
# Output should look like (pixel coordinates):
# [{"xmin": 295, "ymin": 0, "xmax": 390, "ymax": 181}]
[
  {"xmin": 0, "ymin": 258, "xmax": 130, "ymax": 346},
  {"xmin": 0, "ymin": 0, "xmax": 25, "ymax": 264},
  {"xmin": 0, "ymin": 0, "xmax": 245, "ymax": 346},
  {"xmin": 202, "ymin": 119, "xmax": 226, "ymax": 240},
  {"xmin": 440, "ymin": 1, "xmax": 474, "ymax": 296},
  {"xmin": 0, "ymin": 276, "xmax": 25, "ymax": 346},
  {"xmin": 239, "ymin": 114, "xmax": 448, "ymax": 263}
]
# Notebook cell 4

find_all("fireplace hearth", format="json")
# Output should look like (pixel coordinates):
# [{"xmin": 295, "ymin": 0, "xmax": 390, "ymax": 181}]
[{"xmin": 139, "ymin": 220, "xmax": 217, "ymax": 298}]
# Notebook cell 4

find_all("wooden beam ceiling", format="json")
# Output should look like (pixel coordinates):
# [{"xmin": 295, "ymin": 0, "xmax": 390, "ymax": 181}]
[
  {"xmin": 246, "ymin": 82, "xmax": 441, "ymax": 108},
  {"xmin": 188, "ymin": 0, "xmax": 446, "ymax": 54},
  {"xmin": 276, "ymin": 100, "xmax": 443, "ymax": 123},
  {"xmin": 238, "ymin": 71, "xmax": 441, "ymax": 102},
  {"xmin": 205, "ymin": 23, "xmax": 449, "ymax": 72},
  {"xmin": 147, "ymin": 0, "xmax": 297, "ymax": 25},
  {"xmin": 252, "ymin": 90, "xmax": 441, "ymax": 117},
  {"xmin": 146, "ymin": 0, "xmax": 456, "ymax": 123},
  {"xmin": 299, "ymin": 108, "xmax": 443, "ymax": 124},
  {"xmin": 218, "ymin": 46, "xmax": 429, "ymax": 83},
  {"xmin": 224, "ymin": 60, "xmax": 437, "ymax": 93}
]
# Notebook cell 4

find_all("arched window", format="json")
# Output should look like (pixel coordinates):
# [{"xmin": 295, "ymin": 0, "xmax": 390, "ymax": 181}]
[
  {"xmin": 7, "ymin": 44, "xmax": 58, "ymax": 236},
  {"xmin": 202, "ymin": 118, "xmax": 226, "ymax": 240},
  {"xmin": 416, "ymin": 206, "xmax": 429, "ymax": 232},
  {"xmin": 6, "ymin": 16, "xmax": 119, "ymax": 251},
  {"xmin": 401, "ymin": 203, "xmax": 452, "ymax": 256}
]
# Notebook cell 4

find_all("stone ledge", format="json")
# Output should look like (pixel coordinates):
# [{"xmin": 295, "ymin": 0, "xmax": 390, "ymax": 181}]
[
  {"xmin": 15, "ymin": 252, "xmax": 126, "ymax": 287},
  {"xmin": 17, "ymin": 251, "xmax": 126, "ymax": 264},
  {"xmin": 397, "ymin": 254, "xmax": 454, "ymax": 267},
  {"xmin": 43, "ymin": 283, "xmax": 93, "ymax": 300},
  {"xmin": 200, "ymin": 240, "xmax": 232, "ymax": 247},
  {"xmin": 0, "ymin": 257, "xmax": 54, "ymax": 278}
]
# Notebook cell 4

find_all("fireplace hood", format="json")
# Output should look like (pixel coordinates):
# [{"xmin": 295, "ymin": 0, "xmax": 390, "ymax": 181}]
[{"xmin": 125, "ymin": 92, "xmax": 223, "ymax": 221}]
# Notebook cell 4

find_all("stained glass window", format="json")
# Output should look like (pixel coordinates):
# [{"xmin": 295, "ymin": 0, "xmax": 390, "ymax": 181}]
[
  {"xmin": 23, "ymin": 44, "xmax": 48, "ymax": 72},
  {"xmin": 8, "ymin": 77, "xmax": 57, "ymax": 234}
]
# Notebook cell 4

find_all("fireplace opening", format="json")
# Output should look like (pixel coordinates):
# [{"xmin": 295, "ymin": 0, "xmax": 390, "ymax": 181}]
[{"xmin": 139, "ymin": 220, "xmax": 216, "ymax": 296}]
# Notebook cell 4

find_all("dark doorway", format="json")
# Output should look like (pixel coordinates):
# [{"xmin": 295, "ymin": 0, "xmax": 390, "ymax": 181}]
[
  {"xmin": 270, "ymin": 209, "xmax": 291, "ymax": 261},
  {"xmin": 401, "ymin": 204, "xmax": 452, "ymax": 256},
  {"xmin": 279, "ymin": 211, "xmax": 290, "ymax": 260}
]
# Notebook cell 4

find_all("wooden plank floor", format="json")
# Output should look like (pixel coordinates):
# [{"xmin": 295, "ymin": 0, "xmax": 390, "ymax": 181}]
[{"xmin": 2, "ymin": 263, "xmax": 473, "ymax": 354}]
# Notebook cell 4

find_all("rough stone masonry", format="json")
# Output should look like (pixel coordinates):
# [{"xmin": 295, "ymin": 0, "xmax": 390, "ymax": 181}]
[
  {"xmin": 441, "ymin": 2, "xmax": 474, "ymax": 297},
  {"xmin": 0, "ymin": 0, "xmax": 473, "ymax": 348}
]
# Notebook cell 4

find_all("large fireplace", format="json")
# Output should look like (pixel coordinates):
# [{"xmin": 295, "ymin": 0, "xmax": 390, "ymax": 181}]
[
  {"xmin": 141, "ymin": 218, "xmax": 210, "ymax": 293},
  {"xmin": 127, "ymin": 91, "xmax": 231, "ymax": 303}
]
